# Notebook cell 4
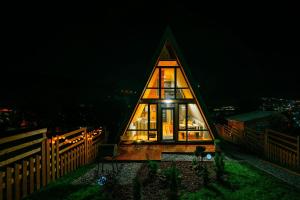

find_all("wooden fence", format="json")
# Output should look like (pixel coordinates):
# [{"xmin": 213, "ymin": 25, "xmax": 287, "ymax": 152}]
[
  {"xmin": 216, "ymin": 124, "xmax": 300, "ymax": 170},
  {"xmin": 0, "ymin": 127, "xmax": 104, "ymax": 200}
]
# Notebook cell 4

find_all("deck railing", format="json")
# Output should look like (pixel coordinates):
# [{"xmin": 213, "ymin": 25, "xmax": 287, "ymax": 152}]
[
  {"xmin": 216, "ymin": 124, "xmax": 300, "ymax": 170},
  {"xmin": 0, "ymin": 127, "xmax": 104, "ymax": 200}
]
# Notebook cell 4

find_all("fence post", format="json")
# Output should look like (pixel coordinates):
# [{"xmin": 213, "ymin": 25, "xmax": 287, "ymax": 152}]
[
  {"xmin": 0, "ymin": 171, "xmax": 4, "ymax": 200},
  {"xmin": 22, "ymin": 160, "xmax": 28, "ymax": 198},
  {"xmin": 29, "ymin": 157, "xmax": 34, "ymax": 194},
  {"xmin": 264, "ymin": 130, "xmax": 269, "ymax": 159},
  {"xmin": 6, "ymin": 167, "xmax": 12, "ymax": 200},
  {"xmin": 51, "ymin": 137, "xmax": 55, "ymax": 181},
  {"xmin": 297, "ymin": 136, "xmax": 299, "ymax": 169},
  {"xmin": 14, "ymin": 164, "xmax": 21, "ymax": 200},
  {"xmin": 46, "ymin": 139, "xmax": 50, "ymax": 184},
  {"xmin": 84, "ymin": 128, "xmax": 87, "ymax": 164},
  {"xmin": 41, "ymin": 133, "xmax": 46, "ymax": 187},
  {"xmin": 56, "ymin": 137, "xmax": 60, "ymax": 178}
]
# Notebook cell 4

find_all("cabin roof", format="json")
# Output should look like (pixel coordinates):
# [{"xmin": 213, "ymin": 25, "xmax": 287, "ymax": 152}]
[
  {"xmin": 116, "ymin": 26, "xmax": 217, "ymax": 142},
  {"xmin": 226, "ymin": 111, "xmax": 278, "ymax": 122}
]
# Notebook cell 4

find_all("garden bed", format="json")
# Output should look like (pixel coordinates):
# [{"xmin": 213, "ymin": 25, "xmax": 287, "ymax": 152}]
[{"xmin": 25, "ymin": 160, "xmax": 300, "ymax": 200}]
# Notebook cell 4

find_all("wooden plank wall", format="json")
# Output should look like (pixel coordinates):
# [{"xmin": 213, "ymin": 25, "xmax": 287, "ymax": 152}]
[
  {"xmin": 216, "ymin": 124, "xmax": 300, "ymax": 170},
  {"xmin": 0, "ymin": 127, "xmax": 104, "ymax": 200}
]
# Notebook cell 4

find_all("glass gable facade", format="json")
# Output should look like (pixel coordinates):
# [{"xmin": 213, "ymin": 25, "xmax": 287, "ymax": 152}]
[{"xmin": 122, "ymin": 40, "xmax": 214, "ymax": 143}]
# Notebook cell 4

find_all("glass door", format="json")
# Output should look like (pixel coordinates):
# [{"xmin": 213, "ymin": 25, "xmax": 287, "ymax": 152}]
[{"xmin": 162, "ymin": 108, "xmax": 174, "ymax": 140}]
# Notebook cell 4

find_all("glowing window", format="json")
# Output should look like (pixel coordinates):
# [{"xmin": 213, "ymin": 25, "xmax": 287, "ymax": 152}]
[
  {"xmin": 157, "ymin": 60, "xmax": 179, "ymax": 66},
  {"xmin": 187, "ymin": 104, "xmax": 207, "ymax": 130},
  {"xmin": 129, "ymin": 104, "xmax": 148, "ymax": 130},
  {"xmin": 161, "ymin": 89, "xmax": 175, "ymax": 99},
  {"xmin": 161, "ymin": 68, "xmax": 175, "ymax": 88},
  {"xmin": 143, "ymin": 89, "xmax": 159, "ymax": 99},
  {"xmin": 176, "ymin": 68, "xmax": 188, "ymax": 87},
  {"xmin": 148, "ymin": 68, "xmax": 159, "ymax": 88},
  {"xmin": 176, "ymin": 89, "xmax": 193, "ymax": 99},
  {"xmin": 150, "ymin": 104, "xmax": 157, "ymax": 129}
]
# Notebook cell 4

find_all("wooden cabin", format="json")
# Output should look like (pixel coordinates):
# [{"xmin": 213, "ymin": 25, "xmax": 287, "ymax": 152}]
[
  {"xmin": 226, "ymin": 111, "xmax": 278, "ymax": 132},
  {"xmin": 119, "ymin": 27, "xmax": 216, "ymax": 145}
]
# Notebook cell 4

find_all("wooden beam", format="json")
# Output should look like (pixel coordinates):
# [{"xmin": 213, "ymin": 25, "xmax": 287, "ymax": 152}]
[
  {"xmin": 0, "ymin": 137, "xmax": 46, "ymax": 156},
  {"xmin": 60, "ymin": 128, "xmax": 86, "ymax": 139},
  {"xmin": 0, "ymin": 148, "xmax": 41, "ymax": 167},
  {"xmin": 0, "ymin": 128, "xmax": 47, "ymax": 145},
  {"xmin": 59, "ymin": 140, "xmax": 84, "ymax": 154}
]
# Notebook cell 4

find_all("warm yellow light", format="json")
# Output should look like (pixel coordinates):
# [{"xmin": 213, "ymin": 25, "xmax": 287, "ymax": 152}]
[
  {"xmin": 164, "ymin": 100, "xmax": 173, "ymax": 104},
  {"xmin": 158, "ymin": 60, "xmax": 178, "ymax": 66}
]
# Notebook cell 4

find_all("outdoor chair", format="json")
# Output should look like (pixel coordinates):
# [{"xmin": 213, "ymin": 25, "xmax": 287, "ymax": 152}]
[{"xmin": 96, "ymin": 144, "xmax": 119, "ymax": 176}]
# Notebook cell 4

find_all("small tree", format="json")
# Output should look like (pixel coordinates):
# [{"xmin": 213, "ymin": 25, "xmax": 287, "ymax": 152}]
[
  {"xmin": 133, "ymin": 176, "xmax": 141, "ymax": 200},
  {"xmin": 214, "ymin": 139, "xmax": 222, "ymax": 153},
  {"xmin": 193, "ymin": 146, "xmax": 206, "ymax": 179},
  {"xmin": 195, "ymin": 146, "xmax": 206, "ymax": 166},
  {"xmin": 166, "ymin": 162, "xmax": 180, "ymax": 200},
  {"xmin": 202, "ymin": 163, "xmax": 209, "ymax": 186},
  {"xmin": 147, "ymin": 160, "xmax": 159, "ymax": 178},
  {"xmin": 214, "ymin": 152, "xmax": 225, "ymax": 181}
]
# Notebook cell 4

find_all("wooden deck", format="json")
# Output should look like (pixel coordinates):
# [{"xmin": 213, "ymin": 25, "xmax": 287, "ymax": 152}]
[{"xmin": 116, "ymin": 144, "xmax": 215, "ymax": 161}]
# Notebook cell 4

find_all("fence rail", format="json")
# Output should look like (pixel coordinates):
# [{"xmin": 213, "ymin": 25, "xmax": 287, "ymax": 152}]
[
  {"xmin": 216, "ymin": 124, "xmax": 300, "ymax": 170},
  {"xmin": 0, "ymin": 127, "xmax": 104, "ymax": 200}
]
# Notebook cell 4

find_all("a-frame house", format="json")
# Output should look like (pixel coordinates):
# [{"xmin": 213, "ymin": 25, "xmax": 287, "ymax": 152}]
[{"xmin": 120, "ymin": 27, "xmax": 215, "ymax": 144}]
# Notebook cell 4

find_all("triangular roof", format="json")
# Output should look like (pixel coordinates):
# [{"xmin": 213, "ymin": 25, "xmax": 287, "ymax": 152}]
[{"xmin": 117, "ymin": 26, "xmax": 217, "ymax": 142}]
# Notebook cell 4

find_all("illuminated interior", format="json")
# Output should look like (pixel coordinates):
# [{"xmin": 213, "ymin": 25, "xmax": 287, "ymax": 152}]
[
  {"xmin": 162, "ymin": 109, "xmax": 174, "ymax": 140},
  {"xmin": 122, "ymin": 41, "xmax": 213, "ymax": 143},
  {"xmin": 142, "ymin": 64, "xmax": 193, "ymax": 99}
]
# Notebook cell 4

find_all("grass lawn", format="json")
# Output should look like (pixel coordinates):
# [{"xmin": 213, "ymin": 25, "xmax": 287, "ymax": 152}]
[
  {"xmin": 24, "ymin": 164, "xmax": 105, "ymax": 200},
  {"xmin": 25, "ymin": 161, "xmax": 300, "ymax": 200},
  {"xmin": 181, "ymin": 160, "xmax": 300, "ymax": 200}
]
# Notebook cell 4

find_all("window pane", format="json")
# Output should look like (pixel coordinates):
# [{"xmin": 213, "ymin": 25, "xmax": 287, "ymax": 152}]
[
  {"xmin": 178, "ymin": 131, "xmax": 186, "ymax": 141},
  {"xmin": 187, "ymin": 104, "xmax": 207, "ymax": 130},
  {"xmin": 124, "ymin": 131, "xmax": 148, "ymax": 141},
  {"xmin": 187, "ymin": 131, "xmax": 201, "ymax": 141},
  {"xmin": 176, "ymin": 68, "xmax": 188, "ymax": 87},
  {"xmin": 158, "ymin": 60, "xmax": 178, "ymax": 66},
  {"xmin": 179, "ymin": 104, "xmax": 186, "ymax": 130},
  {"xmin": 129, "ymin": 104, "xmax": 148, "ymax": 130},
  {"xmin": 143, "ymin": 89, "xmax": 159, "ymax": 99},
  {"xmin": 150, "ymin": 104, "xmax": 157, "ymax": 129},
  {"xmin": 161, "ymin": 68, "xmax": 175, "ymax": 88},
  {"xmin": 161, "ymin": 89, "xmax": 175, "ymax": 99},
  {"xmin": 149, "ymin": 131, "xmax": 157, "ymax": 141},
  {"xmin": 187, "ymin": 131, "xmax": 212, "ymax": 141},
  {"xmin": 176, "ymin": 89, "xmax": 193, "ymax": 99},
  {"xmin": 148, "ymin": 68, "xmax": 159, "ymax": 88}
]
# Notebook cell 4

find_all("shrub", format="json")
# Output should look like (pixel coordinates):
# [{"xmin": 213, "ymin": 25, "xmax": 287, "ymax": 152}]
[
  {"xmin": 214, "ymin": 139, "xmax": 222, "ymax": 153},
  {"xmin": 147, "ymin": 160, "xmax": 159, "ymax": 177},
  {"xmin": 162, "ymin": 162, "xmax": 182, "ymax": 186},
  {"xmin": 194, "ymin": 146, "xmax": 206, "ymax": 158},
  {"xmin": 133, "ymin": 176, "xmax": 141, "ymax": 200},
  {"xmin": 202, "ymin": 164, "xmax": 209, "ymax": 186},
  {"xmin": 214, "ymin": 152, "xmax": 225, "ymax": 181},
  {"xmin": 165, "ymin": 162, "xmax": 181, "ymax": 200}
]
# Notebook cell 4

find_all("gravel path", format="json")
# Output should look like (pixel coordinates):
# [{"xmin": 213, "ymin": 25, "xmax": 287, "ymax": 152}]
[
  {"xmin": 161, "ymin": 153, "xmax": 231, "ymax": 161},
  {"xmin": 72, "ymin": 162, "xmax": 143, "ymax": 185}
]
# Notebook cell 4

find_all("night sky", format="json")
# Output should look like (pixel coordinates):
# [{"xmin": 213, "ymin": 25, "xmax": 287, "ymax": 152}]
[{"xmin": 2, "ymin": 2, "xmax": 300, "ymax": 112}]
